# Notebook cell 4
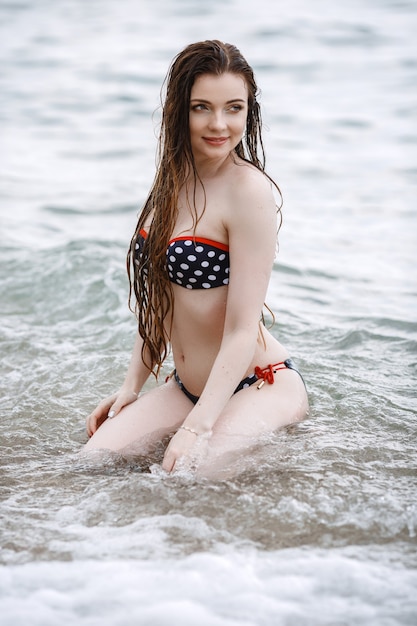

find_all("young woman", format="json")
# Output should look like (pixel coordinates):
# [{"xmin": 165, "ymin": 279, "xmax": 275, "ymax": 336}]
[{"xmin": 84, "ymin": 40, "xmax": 309, "ymax": 476}]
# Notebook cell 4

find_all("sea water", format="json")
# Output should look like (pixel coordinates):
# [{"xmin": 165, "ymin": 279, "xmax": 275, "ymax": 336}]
[{"xmin": 0, "ymin": 0, "xmax": 416, "ymax": 624}]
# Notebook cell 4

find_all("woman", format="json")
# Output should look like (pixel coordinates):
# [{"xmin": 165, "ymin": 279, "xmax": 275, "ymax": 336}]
[{"xmin": 85, "ymin": 40, "xmax": 309, "ymax": 476}]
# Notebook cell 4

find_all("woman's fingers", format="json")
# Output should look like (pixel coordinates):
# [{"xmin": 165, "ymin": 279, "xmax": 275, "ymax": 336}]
[
  {"xmin": 85, "ymin": 394, "xmax": 117, "ymax": 436},
  {"xmin": 161, "ymin": 453, "xmax": 175, "ymax": 473},
  {"xmin": 86, "ymin": 408, "xmax": 107, "ymax": 437},
  {"xmin": 162, "ymin": 428, "xmax": 201, "ymax": 473},
  {"xmin": 86, "ymin": 390, "xmax": 139, "ymax": 437},
  {"xmin": 108, "ymin": 390, "xmax": 138, "ymax": 419}
]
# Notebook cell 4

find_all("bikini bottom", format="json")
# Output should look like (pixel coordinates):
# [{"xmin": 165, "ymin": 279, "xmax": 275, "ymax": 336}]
[{"xmin": 172, "ymin": 358, "xmax": 305, "ymax": 406}]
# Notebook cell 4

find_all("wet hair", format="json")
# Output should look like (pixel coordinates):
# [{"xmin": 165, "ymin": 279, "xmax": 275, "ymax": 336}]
[{"xmin": 127, "ymin": 40, "xmax": 281, "ymax": 376}]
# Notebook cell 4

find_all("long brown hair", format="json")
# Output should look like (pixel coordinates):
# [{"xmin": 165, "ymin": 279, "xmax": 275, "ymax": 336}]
[{"xmin": 127, "ymin": 40, "xmax": 281, "ymax": 377}]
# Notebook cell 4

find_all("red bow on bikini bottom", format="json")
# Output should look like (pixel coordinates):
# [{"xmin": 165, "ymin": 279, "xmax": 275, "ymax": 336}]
[{"xmin": 254, "ymin": 361, "xmax": 288, "ymax": 388}]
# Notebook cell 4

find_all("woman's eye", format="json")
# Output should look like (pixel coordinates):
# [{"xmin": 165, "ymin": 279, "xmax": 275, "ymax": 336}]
[{"xmin": 191, "ymin": 103, "xmax": 244, "ymax": 113}]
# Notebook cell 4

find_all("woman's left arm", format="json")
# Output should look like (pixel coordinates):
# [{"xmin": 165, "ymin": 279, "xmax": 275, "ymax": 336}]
[{"xmin": 162, "ymin": 171, "xmax": 278, "ymax": 471}]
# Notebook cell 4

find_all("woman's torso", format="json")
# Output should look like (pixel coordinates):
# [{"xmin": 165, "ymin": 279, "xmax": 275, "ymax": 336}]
[{"xmin": 143, "ymin": 159, "xmax": 288, "ymax": 395}]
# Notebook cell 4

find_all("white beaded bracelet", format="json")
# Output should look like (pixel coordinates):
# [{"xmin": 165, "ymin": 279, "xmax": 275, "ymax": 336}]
[{"xmin": 179, "ymin": 425, "xmax": 199, "ymax": 436}]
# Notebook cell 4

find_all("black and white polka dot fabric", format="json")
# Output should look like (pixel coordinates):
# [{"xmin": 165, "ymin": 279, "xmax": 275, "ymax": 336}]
[
  {"xmin": 166, "ymin": 237, "xmax": 230, "ymax": 289},
  {"xmin": 134, "ymin": 230, "xmax": 230, "ymax": 290}
]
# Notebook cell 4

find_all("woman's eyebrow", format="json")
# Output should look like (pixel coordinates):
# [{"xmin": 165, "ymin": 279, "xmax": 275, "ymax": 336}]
[{"xmin": 190, "ymin": 98, "xmax": 246, "ymax": 104}]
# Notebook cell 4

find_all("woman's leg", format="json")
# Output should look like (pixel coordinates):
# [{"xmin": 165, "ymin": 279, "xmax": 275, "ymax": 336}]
[
  {"xmin": 194, "ymin": 367, "xmax": 308, "ymax": 478},
  {"xmin": 83, "ymin": 377, "xmax": 194, "ymax": 455},
  {"xmin": 83, "ymin": 368, "xmax": 308, "ymax": 478}
]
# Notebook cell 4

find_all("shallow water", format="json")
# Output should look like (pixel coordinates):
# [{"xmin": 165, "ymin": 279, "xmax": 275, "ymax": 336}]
[{"xmin": 1, "ymin": 0, "xmax": 416, "ymax": 624}]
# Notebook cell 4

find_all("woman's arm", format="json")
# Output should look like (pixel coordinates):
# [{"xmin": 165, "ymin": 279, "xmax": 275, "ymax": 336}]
[
  {"xmin": 162, "ymin": 170, "xmax": 278, "ymax": 469},
  {"xmin": 187, "ymin": 173, "xmax": 277, "ymax": 428},
  {"xmin": 119, "ymin": 331, "xmax": 155, "ymax": 398},
  {"xmin": 86, "ymin": 331, "xmax": 153, "ymax": 436}
]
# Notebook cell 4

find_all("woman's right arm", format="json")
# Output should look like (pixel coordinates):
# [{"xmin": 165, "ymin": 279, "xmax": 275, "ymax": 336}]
[{"xmin": 86, "ymin": 331, "xmax": 153, "ymax": 437}]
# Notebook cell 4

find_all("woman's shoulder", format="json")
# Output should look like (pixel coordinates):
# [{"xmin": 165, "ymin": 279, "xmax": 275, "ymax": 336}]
[
  {"xmin": 229, "ymin": 159, "xmax": 274, "ymax": 193},
  {"xmin": 227, "ymin": 160, "xmax": 276, "ymax": 210},
  {"xmin": 221, "ymin": 161, "xmax": 278, "ymax": 239}
]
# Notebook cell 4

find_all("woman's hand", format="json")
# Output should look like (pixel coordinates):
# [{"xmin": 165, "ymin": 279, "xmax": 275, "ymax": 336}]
[
  {"xmin": 162, "ymin": 427, "xmax": 210, "ymax": 473},
  {"xmin": 86, "ymin": 388, "xmax": 138, "ymax": 438}
]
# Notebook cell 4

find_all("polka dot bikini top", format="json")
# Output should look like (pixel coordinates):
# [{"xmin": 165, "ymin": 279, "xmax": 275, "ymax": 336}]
[{"xmin": 136, "ymin": 229, "xmax": 230, "ymax": 289}]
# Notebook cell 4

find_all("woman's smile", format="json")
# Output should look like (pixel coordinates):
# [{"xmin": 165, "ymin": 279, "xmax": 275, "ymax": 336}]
[{"xmin": 203, "ymin": 136, "xmax": 229, "ymax": 146}]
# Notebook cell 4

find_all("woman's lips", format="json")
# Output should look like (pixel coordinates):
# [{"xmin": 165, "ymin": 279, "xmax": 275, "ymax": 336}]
[{"xmin": 203, "ymin": 137, "xmax": 229, "ymax": 146}]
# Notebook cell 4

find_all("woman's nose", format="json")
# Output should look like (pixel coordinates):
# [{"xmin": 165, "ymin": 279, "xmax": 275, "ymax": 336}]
[{"xmin": 208, "ymin": 111, "xmax": 226, "ymax": 131}]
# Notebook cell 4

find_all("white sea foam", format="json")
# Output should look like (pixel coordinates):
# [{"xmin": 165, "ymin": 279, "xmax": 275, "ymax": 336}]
[{"xmin": 1, "ymin": 548, "xmax": 416, "ymax": 626}]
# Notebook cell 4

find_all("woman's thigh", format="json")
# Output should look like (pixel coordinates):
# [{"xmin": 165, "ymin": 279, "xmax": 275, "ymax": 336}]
[
  {"xmin": 84, "ymin": 378, "xmax": 194, "ymax": 453},
  {"xmin": 196, "ymin": 368, "xmax": 308, "ymax": 476},
  {"xmin": 216, "ymin": 368, "xmax": 307, "ymax": 433}
]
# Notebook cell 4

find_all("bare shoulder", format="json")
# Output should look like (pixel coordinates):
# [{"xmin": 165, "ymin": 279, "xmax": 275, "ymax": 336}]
[
  {"xmin": 225, "ymin": 161, "xmax": 278, "ymax": 227},
  {"xmin": 233, "ymin": 160, "xmax": 273, "ymax": 190}
]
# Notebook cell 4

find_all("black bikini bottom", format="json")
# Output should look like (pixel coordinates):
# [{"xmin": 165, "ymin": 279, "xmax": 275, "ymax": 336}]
[{"xmin": 173, "ymin": 358, "xmax": 305, "ymax": 406}]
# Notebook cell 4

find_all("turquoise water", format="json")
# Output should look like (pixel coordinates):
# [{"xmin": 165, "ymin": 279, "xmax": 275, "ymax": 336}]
[{"xmin": 1, "ymin": 0, "xmax": 416, "ymax": 624}]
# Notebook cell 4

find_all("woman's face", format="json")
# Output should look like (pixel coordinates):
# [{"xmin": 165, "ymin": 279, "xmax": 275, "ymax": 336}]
[{"xmin": 189, "ymin": 72, "xmax": 249, "ymax": 164}]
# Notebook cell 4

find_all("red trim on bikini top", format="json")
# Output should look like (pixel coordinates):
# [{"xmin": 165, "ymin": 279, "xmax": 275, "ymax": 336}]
[{"xmin": 139, "ymin": 229, "xmax": 229, "ymax": 252}]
